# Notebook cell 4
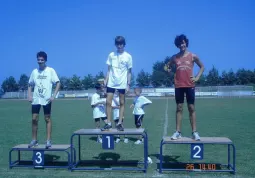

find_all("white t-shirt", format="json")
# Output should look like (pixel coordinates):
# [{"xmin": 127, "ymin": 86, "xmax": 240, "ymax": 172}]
[
  {"xmin": 28, "ymin": 67, "xmax": 59, "ymax": 105},
  {"xmin": 112, "ymin": 96, "xmax": 120, "ymax": 120},
  {"xmin": 91, "ymin": 93, "xmax": 106, "ymax": 119},
  {"xmin": 133, "ymin": 96, "xmax": 152, "ymax": 115},
  {"xmin": 106, "ymin": 51, "xmax": 132, "ymax": 89}
]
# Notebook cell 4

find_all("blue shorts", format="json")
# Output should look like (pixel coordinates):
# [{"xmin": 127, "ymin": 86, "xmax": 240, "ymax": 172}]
[
  {"xmin": 175, "ymin": 87, "xmax": 195, "ymax": 104},
  {"xmin": 32, "ymin": 103, "xmax": 52, "ymax": 115},
  {"xmin": 106, "ymin": 87, "xmax": 125, "ymax": 94}
]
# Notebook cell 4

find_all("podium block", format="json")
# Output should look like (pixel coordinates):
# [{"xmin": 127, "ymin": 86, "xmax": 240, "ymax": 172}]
[
  {"xmin": 9, "ymin": 144, "xmax": 75, "ymax": 169},
  {"xmin": 159, "ymin": 137, "xmax": 236, "ymax": 174},
  {"xmin": 70, "ymin": 128, "xmax": 148, "ymax": 172}
]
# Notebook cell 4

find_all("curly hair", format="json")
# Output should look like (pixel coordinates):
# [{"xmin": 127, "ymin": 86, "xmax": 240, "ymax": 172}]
[{"xmin": 174, "ymin": 34, "xmax": 189, "ymax": 48}]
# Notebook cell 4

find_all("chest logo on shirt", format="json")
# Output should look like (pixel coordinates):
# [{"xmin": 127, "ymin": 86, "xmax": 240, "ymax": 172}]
[
  {"xmin": 37, "ymin": 83, "xmax": 47, "ymax": 98},
  {"xmin": 37, "ymin": 75, "xmax": 47, "ymax": 80},
  {"xmin": 176, "ymin": 60, "xmax": 192, "ymax": 70}
]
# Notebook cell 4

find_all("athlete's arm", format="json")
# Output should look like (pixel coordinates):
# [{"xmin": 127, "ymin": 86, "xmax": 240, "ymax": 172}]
[
  {"xmin": 192, "ymin": 54, "xmax": 204, "ymax": 82},
  {"xmin": 28, "ymin": 84, "xmax": 33, "ymax": 102},
  {"xmin": 164, "ymin": 55, "xmax": 175, "ymax": 72},
  {"xmin": 126, "ymin": 68, "xmax": 132, "ymax": 92},
  {"xmin": 104, "ymin": 66, "xmax": 110, "ymax": 86},
  {"xmin": 52, "ymin": 81, "xmax": 61, "ymax": 99}
]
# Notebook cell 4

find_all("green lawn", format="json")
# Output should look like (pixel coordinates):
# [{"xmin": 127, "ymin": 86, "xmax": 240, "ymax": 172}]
[{"xmin": 0, "ymin": 98, "xmax": 255, "ymax": 178}]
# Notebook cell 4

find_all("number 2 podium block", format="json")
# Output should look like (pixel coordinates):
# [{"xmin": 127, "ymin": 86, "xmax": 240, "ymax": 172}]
[
  {"xmin": 9, "ymin": 144, "xmax": 75, "ymax": 169},
  {"xmin": 159, "ymin": 137, "xmax": 236, "ymax": 174},
  {"xmin": 70, "ymin": 128, "xmax": 148, "ymax": 172}
]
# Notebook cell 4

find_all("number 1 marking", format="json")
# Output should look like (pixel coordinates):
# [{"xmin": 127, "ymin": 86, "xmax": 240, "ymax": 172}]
[{"xmin": 106, "ymin": 136, "xmax": 111, "ymax": 148}]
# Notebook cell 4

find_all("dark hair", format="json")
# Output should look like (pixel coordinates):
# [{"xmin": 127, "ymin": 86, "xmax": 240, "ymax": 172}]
[
  {"xmin": 115, "ymin": 36, "xmax": 126, "ymax": 46},
  {"xmin": 95, "ymin": 83, "xmax": 102, "ymax": 89},
  {"xmin": 174, "ymin": 34, "xmax": 189, "ymax": 48},
  {"xmin": 37, "ymin": 51, "xmax": 48, "ymax": 61}
]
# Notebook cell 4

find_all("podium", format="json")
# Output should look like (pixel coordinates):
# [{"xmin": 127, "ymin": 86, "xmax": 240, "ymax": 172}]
[
  {"xmin": 9, "ymin": 144, "xmax": 75, "ymax": 169},
  {"xmin": 70, "ymin": 128, "xmax": 148, "ymax": 172},
  {"xmin": 159, "ymin": 137, "xmax": 236, "ymax": 174}
]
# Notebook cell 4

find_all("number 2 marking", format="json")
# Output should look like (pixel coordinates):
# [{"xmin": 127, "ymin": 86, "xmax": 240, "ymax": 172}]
[{"xmin": 193, "ymin": 145, "xmax": 201, "ymax": 158}]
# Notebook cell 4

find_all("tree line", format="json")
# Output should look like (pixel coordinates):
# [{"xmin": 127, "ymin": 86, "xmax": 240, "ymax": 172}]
[{"xmin": 1, "ymin": 58, "xmax": 255, "ymax": 92}]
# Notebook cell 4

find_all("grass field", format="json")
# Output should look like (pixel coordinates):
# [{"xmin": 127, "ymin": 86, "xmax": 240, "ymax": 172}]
[{"xmin": 0, "ymin": 97, "xmax": 255, "ymax": 178}]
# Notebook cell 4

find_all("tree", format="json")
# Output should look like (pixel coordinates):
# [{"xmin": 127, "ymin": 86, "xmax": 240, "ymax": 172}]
[
  {"xmin": 69, "ymin": 75, "xmax": 82, "ymax": 90},
  {"xmin": 130, "ymin": 72, "xmax": 136, "ymax": 88},
  {"xmin": 94, "ymin": 71, "xmax": 105, "ymax": 85},
  {"xmin": 136, "ymin": 69, "xmax": 151, "ymax": 87},
  {"xmin": 220, "ymin": 70, "xmax": 228, "ymax": 85},
  {"xmin": 18, "ymin": 74, "xmax": 29, "ymax": 91},
  {"xmin": 196, "ymin": 74, "xmax": 207, "ymax": 86},
  {"xmin": 82, "ymin": 74, "xmax": 94, "ymax": 89},
  {"xmin": 206, "ymin": 66, "xmax": 220, "ymax": 86},
  {"xmin": 220, "ymin": 69, "xmax": 236, "ymax": 85},
  {"xmin": 235, "ymin": 68, "xmax": 253, "ymax": 85},
  {"xmin": 150, "ymin": 59, "xmax": 174, "ymax": 87},
  {"xmin": 227, "ymin": 69, "xmax": 236, "ymax": 85},
  {"xmin": 252, "ymin": 69, "xmax": 255, "ymax": 84},
  {"xmin": 1, "ymin": 76, "xmax": 19, "ymax": 92},
  {"xmin": 151, "ymin": 70, "xmax": 166, "ymax": 87},
  {"xmin": 59, "ymin": 76, "xmax": 70, "ymax": 90}
]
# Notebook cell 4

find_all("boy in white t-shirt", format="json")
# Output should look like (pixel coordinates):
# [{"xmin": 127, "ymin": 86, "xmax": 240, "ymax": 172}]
[
  {"xmin": 102, "ymin": 36, "xmax": 132, "ymax": 131},
  {"xmin": 91, "ymin": 83, "xmax": 108, "ymax": 143},
  {"xmin": 27, "ymin": 51, "xmax": 61, "ymax": 149},
  {"xmin": 112, "ymin": 91, "xmax": 128, "ymax": 143},
  {"xmin": 130, "ymin": 87, "xmax": 152, "ymax": 144}
]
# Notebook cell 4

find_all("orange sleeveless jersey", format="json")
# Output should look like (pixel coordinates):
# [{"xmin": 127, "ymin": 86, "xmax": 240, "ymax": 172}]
[{"xmin": 174, "ymin": 52, "xmax": 195, "ymax": 88}]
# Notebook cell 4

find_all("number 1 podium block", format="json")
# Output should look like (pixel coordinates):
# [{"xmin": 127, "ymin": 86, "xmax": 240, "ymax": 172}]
[
  {"xmin": 9, "ymin": 144, "xmax": 75, "ymax": 169},
  {"xmin": 159, "ymin": 137, "xmax": 236, "ymax": 174},
  {"xmin": 70, "ymin": 128, "xmax": 148, "ymax": 172}
]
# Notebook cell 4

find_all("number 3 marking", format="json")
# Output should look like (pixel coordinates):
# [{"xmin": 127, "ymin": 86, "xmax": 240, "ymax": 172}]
[{"xmin": 35, "ymin": 152, "xmax": 42, "ymax": 164}]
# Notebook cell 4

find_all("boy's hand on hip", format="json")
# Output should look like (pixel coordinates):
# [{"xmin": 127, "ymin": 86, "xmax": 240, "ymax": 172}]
[{"xmin": 190, "ymin": 76, "xmax": 199, "ymax": 83}]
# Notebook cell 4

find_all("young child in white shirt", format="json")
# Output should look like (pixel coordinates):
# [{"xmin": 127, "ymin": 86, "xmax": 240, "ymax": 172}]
[
  {"xmin": 91, "ymin": 83, "xmax": 108, "ymax": 143},
  {"xmin": 130, "ymin": 87, "xmax": 152, "ymax": 144}
]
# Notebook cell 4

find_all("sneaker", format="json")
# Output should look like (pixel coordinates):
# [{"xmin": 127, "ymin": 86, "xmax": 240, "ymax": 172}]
[
  {"xmin": 170, "ymin": 131, "xmax": 182, "ymax": 140},
  {"xmin": 192, "ymin": 131, "xmax": 201, "ymax": 141},
  {"xmin": 116, "ymin": 124, "xmax": 124, "ymax": 131},
  {"xmin": 45, "ymin": 140, "xmax": 52, "ymax": 149},
  {"xmin": 115, "ymin": 138, "xmax": 121, "ymax": 143},
  {"xmin": 101, "ymin": 123, "xmax": 112, "ymax": 131},
  {"xmin": 28, "ymin": 140, "xmax": 38, "ymax": 148},
  {"xmin": 134, "ymin": 140, "xmax": 143, "ymax": 144},
  {"xmin": 97, "ymin": 137, "xmax": 102, "ymax": 143},
  {"xmin": 124, "ymin": 138, "xmax": 129, "ymax": 143}
]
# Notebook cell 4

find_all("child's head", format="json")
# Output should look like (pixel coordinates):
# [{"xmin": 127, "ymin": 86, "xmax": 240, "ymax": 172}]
[
  {"xmin": 115, "ymin": 36, "xmax": 126, "ymax": 53},
  {"xmin": 95, "ymin": 83, "xmax": 103, "ymax": 92},
  {"xmin": 97, "ymin": 78, "xmax": 105, "ymax": 86},
  {"xmin": 134, "ymin": 86, "xmax": 142, "ymax": 96}
]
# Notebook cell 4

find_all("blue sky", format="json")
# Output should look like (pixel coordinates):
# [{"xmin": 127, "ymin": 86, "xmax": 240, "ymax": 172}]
[{"xmin": 1, "ymin": 0, "xmax": 255, "ymax": 83}]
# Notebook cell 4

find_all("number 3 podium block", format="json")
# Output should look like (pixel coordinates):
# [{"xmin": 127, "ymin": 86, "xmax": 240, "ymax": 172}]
[
  {"xmin": 9, "ymin": 144, "xmax": 75, "ymax": 169},
  {"xmin": 159, "ymin": 137, "xmax": 236, "ymax": 174},
  {"xmin": 70, "ymin": 128, "xmax": 148, "ymax": 172}
]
